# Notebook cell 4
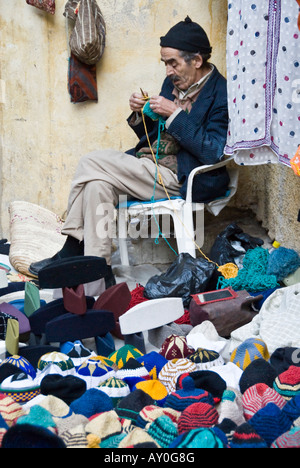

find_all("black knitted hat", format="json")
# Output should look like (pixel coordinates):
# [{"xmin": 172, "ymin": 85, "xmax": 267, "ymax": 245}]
[{"xmin": 160, "ymin": 16, "xmax": 212, "ymax": 54}]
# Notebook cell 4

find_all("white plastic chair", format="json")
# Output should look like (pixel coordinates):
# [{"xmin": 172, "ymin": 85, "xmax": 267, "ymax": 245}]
[{"xmin": 117, "ymin": 155, "xmax": 238, "ymax": 266}]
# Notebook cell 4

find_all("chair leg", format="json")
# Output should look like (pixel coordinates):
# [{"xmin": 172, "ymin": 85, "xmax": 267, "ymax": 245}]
[
  {"xmin": 171, "ymin": 209, "xmax": 196, "ymax": 258},
  {"xmin": 119, "ymin": 238, "xmax": 130, "ymax": 266},
  {"xmin": 118, "ymin": 204, "xmax": 130, "ymax": 266}
]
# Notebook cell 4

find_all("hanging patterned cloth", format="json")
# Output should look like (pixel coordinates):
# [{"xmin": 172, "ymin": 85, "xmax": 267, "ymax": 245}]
[{"xmin": 225, "ymin": 0, "xmax": 300, "ymax": 167}]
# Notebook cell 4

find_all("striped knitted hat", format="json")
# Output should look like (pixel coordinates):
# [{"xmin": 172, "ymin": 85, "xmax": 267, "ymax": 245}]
[
  {"xmin": 0, "ymin": 373, "xmax": 41, "ymax": 404},
  {"xmin": 97, "ymin": 377, "xmax": 130, "ymax": 407},
  {"xmin": 115, "ymin": 389, "xmax": 154, "ymax": 424},
  {"xmin": 281, "ymin": 394, "xmax": 300, "ymax": 426},
  {"xmin": 170, "ymin": 427, "xmax": 227, "ymax": 448},
  {"xmin": 217, "ymin": 388, "xmax": 245, "ymax": 426},
  {"xmin": 248, "ymin": 402, "xmax": 292, "ymax": 447},
  {"xmin": 242, "ymin": 383, "xmax": 286, "ymax": 420},
  {"xmin": 37, "ymin": 352, "xmax": 75, "ymax": 377},
  {"xmin": 147, "ymin": 415, "xmax": 178, "ymax": 448},
  {"xmin": 136, "ymin": 404, "xmax": 181, "ymax": 429},
  {"xmin": 271, "ymin": 427, "xmax": 300, "ymax": 448},
  {"xmin": 0, "ymin": 394, "xmax": 25, "ymax": 427},
  {"xmin": 230, "ymin": 338, "xmax": 270, "ymax": 370},
  {"xmin": 158, "ymin": 358, "xmax": 197, "ymax": 394},
  {"xmin": 164, "ymin": 376, "xmax": 214, "ymax": 412},
  {"xmin": 273, "ymin": 366, "xmax": 300, "ymax": 401},
  {"xmin": 178, "ymin": 402, "xmax": 219, "ymax": 434},
  {"xmin": 229, "ymin": 422, "xmax": 268, "ymax": 448}
]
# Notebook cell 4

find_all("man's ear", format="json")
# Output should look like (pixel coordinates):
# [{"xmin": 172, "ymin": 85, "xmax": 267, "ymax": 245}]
[{"xmin": 194, "ymin": 54, "xmax": 203, "ymax": 69}]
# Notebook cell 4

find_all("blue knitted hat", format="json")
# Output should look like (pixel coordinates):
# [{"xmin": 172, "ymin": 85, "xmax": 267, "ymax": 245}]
[
  {"xmin": 169, "ymin": 427, "xmax": 227, "ymax": 448},
  {"xmin": 163, "ymin": 376, "xmax": 214, "ymax": 411},
  {"xmin": 70, "ymin": 388, "xmax": 113, "ymax": 418},
  {"xmin": 248, "ymin": 402, "xmax": 292, "ymax": 447},
  {"xmin": 229, "ymin": 422, "xmax": 268, "ymax": 449}
]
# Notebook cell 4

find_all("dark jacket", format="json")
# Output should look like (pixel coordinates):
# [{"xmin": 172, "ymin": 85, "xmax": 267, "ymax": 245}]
[{"xmin": 127, "ymin": 65, "xmax": 229, "ymax": 203}]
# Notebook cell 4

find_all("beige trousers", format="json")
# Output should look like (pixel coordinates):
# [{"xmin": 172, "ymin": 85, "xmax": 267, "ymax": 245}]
[{"xmin": 62, "ymin": 149, "xmax": 182, "ymax": 264}]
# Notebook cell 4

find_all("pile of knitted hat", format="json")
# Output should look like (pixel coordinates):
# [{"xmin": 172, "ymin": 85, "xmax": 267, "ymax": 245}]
[{"xmin": 0, "ymin": 334, "xmax": 299, "ymax": 449}]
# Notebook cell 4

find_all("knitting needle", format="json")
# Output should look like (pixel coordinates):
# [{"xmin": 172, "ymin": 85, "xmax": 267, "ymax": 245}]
[{"xmin": 140, "ymin": 88, "xmax": 150, "ymax": 101}]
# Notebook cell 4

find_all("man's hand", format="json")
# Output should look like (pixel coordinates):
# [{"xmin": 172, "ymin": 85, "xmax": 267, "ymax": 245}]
[
  {"xmin": 149, "ymin": 95, "xmax": 178, "ymax": 118},
  {"xmin": 129, "ymin": 92, "xmax": 148, "ymax": 114}
]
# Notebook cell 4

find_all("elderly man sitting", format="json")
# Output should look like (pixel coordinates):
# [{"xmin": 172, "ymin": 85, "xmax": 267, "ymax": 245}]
[{"xmin": 29, "ymin": 16, "xmax": 229, "ymax": 284}]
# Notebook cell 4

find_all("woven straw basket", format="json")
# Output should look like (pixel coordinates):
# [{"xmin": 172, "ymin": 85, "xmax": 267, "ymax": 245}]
[{"xmin": 8, "ymin": 201, "xmax": 66, "ymax": 276}]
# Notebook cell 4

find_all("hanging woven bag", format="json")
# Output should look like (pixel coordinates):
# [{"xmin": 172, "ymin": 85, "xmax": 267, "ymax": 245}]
[{"xmin": 64, "ymin": 0, "xmax": 106, "ymax": 65}]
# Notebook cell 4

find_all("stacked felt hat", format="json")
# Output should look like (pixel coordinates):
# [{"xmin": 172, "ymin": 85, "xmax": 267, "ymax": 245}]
[
  {"xmin": 273, "ymin": 366, "xmax": 300, "ymax": 401},
  {"xmin": 159, "ymin": 334, "xmax": 194, "ymax": 360},
  {"xmin": 230, "ymin": 338, "xmax": 270, "ymax": 371},
  {"xmin": 242, "ymin": 383, "xmax": 286, "ymax": 421},
  {"xmin": 164, "ymin": 375, "xmax": 214, "ymax": 412},
  {"xmin": 16, "ymin": 404, "xmax": 57, "ymax": 432},
  {"xmin": 92, "ymin": 282, "xmax": 132, "ymax": 339}
]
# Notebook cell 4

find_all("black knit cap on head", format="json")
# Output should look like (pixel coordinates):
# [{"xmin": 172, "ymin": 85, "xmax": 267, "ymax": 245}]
[{"xmin": 160, "ymin": 16, "xmax": 212, "ymax": 54}]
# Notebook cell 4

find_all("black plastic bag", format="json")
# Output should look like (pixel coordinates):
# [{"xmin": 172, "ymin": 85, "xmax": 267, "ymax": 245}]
[
  {"xmin": 209, "ymin": 222, "xmax": 264, "ymax": 266},
  {"xmin": 144, "ymin": 253, "xmax": 218, "ymax": 308}
]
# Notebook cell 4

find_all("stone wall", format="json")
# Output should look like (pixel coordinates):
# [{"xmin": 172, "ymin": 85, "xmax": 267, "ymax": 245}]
[{"xmin": 0, "ymin": 0, "xmax": 299, "ymax": 252}]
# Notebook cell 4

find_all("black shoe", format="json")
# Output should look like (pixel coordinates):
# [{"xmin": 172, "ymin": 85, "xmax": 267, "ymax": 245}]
[
  {"xmin": 29, "ymin": 236, "xmax": 84, "ymax": 278},
  {"xmin": 29, "ymin": 252, "xmax": 63, "ymax": 278}
]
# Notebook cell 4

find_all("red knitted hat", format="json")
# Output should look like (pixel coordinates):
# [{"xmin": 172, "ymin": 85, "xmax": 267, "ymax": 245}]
[{"xmin": 178, "ymin": 402, "xmax": 218, "ymax": 435}]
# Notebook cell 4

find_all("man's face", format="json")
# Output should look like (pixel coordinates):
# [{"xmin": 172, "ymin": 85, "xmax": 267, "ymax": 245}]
[{"xmin": 160, "ymin": 47, "xmax": 201, "ymax": 91}]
